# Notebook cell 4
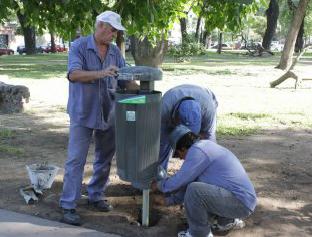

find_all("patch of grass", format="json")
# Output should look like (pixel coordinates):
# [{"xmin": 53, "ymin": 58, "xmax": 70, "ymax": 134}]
[
  {"xmin": 0, "ymin": 128, "xmax": 23, "ymax": 156},
  {"xmin": 217, "ymin": 111, "xmax": 312, "ymax": 137},
  {"xmin": 0, "ymin": 144, "xmax": 24, "ymax": 156},
  {"xmin": 0, "ymin": 128, "xmax": 15, "ymax": 138},
  {"xmin": 162, "ymin": 66, "xmax": 235, "ymax": 76},
  {"xmin": 217, "ymin": 126, "xmax": 259, "ymax": 137},
  {"xmin": 229, "ymin": 112, "xmax": 271, "ymax": 121},
  {"xmin": 216, "ymin": 113, "xmax": 265, "ymax": 137},
  {"xmin": 163, "ymin": 51, "xmax": 280, "ymax": 67}
]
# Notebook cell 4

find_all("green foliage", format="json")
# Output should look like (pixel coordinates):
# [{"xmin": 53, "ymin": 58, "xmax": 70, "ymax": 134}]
[
  {"xmin": 279, "ymin": 0, "xmax": 312, "ymax": 38},
  {"xmin": 199, "ymin": 0, "xmax": 266, "ymax": 33},
  {"xmin": 167, "ymin": 35, "xmax": 206, "ymax": 62},
  {"xmin": 114, "ymin": 0, "xmax": 188, "ymax": 44}
]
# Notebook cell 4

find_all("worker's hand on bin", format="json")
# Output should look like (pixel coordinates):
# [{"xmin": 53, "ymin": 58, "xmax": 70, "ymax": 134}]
[
  {"xmin": 153, "ymin": 195, "xmax": 166, "ymax": 206},
  {"xmin": 151, "ymin": 180, "xmax": 158, "ymax": 192}
]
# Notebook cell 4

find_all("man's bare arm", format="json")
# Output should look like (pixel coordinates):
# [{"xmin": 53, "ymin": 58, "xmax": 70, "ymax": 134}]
[{"xmin": 69, "ymin": 65, "xmax": 119, "ymax": 83}]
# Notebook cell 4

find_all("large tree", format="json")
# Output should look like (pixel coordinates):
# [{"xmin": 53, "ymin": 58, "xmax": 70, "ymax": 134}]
[
  {"xmin": 114, "ymin": 0, "xmax": 187, "ymax": 67},
  {"xmin": 277, "ymin": 0, "xmax": 310, "ymax": 70},
  {"xmin": 262, "ymin": 0, "xmax": 279, "ymax": 50},
  {"xmin": 0, "ymin": 0, "xmax": 38, "ymax": 54}
]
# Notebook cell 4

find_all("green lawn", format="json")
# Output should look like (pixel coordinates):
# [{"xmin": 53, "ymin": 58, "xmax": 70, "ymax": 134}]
[
  {"xmin": 1, "ymin": 51, "xmax": 311, "ymax": 139},
  {"xmin": 0, "ymin": 51, "xmax": 282, "ymax": 80},
  {"xmin": 0, "ymin": 53, "xmax": 67, "ymax": 79}
]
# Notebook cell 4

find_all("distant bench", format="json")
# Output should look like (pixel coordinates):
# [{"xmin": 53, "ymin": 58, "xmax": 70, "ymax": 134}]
[{"xmin": 0, "ymin": 81, "xmax": 30, "ymax": 114}]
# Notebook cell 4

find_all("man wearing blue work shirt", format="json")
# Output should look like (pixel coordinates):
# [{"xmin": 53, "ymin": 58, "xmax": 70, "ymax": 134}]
[
  {"xmin": 152, "ymin": 125, "xmax": 257, "ymax": 237},
  {"xmin": 160, "ymin": 84, "xmax": 218, "ymax": 170},
  {"xmin": 59, "ymin": 11, "xmax": 135, "ymax": 225}
]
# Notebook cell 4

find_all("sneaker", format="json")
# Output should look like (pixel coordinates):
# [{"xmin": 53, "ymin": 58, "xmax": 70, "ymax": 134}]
[
  {"xmin": 88, "ymin": 199, "xmax": 113, "ymax": 212},
  {"xmin": 212, "ymin": 218, "xmax": 245, "ymax": 232},
  {"xmin": 178, "ymin": 230, "xmax": 213, "ymax": 237},
  {"xmin": 61, "ymin": 209, "xmax": 81, "ymax": 226}
]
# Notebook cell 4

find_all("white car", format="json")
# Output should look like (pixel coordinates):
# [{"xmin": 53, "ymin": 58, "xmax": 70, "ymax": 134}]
[{"xmin": 271, "ymin": 42, "xmax": 284, "ymax": 52}]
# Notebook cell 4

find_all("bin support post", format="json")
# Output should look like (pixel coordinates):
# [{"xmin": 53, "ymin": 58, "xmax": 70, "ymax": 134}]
[{"xmin": 142, "ymin": 189, "xmax": 150, "ymax": 227}]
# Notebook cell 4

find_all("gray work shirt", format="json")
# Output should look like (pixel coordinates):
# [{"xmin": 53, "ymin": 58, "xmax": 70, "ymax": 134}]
[{"xmin": 161, "ymin": 84, "xmax": 218, "ymax": 136}]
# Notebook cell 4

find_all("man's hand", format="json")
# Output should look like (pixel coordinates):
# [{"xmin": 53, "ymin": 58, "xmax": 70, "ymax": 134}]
[
  {"xmin": 199, "ymin": 132, "xmax": 206, "ymax": 139},
  {"xmin": 101, "ymin": 65, "xmax": 119, "ymax": 77},
  {"xmin": 153, "ymin": 195, "xmax": 166, "ymax": 206},
  {"xmin": 151, "ymin": 180, "xmax": 159, "ymax": 193},
  {"xmin": 125, "ymin": 81, "xmax": 140, "ymax": 90}
]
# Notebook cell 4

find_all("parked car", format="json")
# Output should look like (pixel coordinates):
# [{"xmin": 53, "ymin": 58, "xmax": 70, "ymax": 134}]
[
  {"xmin": 0, "ymin": 45, "xmax": 14, "ymax": 56},
  {"xmin": 211, "ymin": 43, "xmax": 232, "ymax": 50},
  {"xmin": 271, "ymin": 42, "xmax": 283, "ymax": 51},
  {"xmin": 43, "ymin": 43, "xmax": 67, "ymax": 53},
  {"xmin": 240, "ymin": 42, "xmax": 262, "ymax": 50},
  {"xmin": 17, "ymin": 45, "xmax": 44, "ymax": 54}
]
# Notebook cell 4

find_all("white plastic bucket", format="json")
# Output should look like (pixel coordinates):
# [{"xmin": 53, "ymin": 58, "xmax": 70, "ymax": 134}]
[{"xmin": 26, "ymin": 164, "xmax": 59, "ymax": 190}]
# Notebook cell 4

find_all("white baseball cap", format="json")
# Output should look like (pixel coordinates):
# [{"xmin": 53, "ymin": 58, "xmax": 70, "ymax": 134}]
[{"xmin": 96, "ymin": 11, "xmax": 126, "ymax": 31}]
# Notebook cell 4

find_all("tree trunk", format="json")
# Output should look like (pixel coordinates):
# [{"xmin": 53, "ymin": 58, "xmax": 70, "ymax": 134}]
[
  {"xmin": 202, "ymin": 31, "xmax": 211, "ymax": 48},
  {"xmin": 116, "ymin": 31, "xmax": 125, "ymax": 58},
  {"xmin": 206, "ymin": 35, "xmax": 212, "ymax": 49},
  {"xmin": 217, "ymin": 32, "xmax": 223, "ymax": 54},
  {"xmin": 179, "ymin": 17, "xmax": 188, "ymax": 44},
  {"xmin": 16, "ymin": 10, "xmax": 36, "ymax": 55},
  {"xmin": 295, "ymin": 18, "xmax": 305, "ymax": 53},
  {"xmin": 276, "ymin": 0, "xmax": 310, "ymax": 70},
  {"xmin": 195, "ymin": 16, "xmax": 202, "ymax": 42},
  {"xmin": 262, "ymin": 0, "xmax": 279, "ymax": 50},
  {"xmin": 130, "ymin": 36, "xmax": 168, "ymax": 68},
  {"xmin": 50, "ymin": 32, "xmax": 56, "ymax": 53}
]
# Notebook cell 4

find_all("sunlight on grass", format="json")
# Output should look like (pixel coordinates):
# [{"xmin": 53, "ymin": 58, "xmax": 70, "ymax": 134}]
[
  {"xmin": 162, "ymin": 66, "xmax": 234, "ymax": 76},
  {"xmin": 217, "ymin": 126, "xmax": 259, "ymax": 137},
  {"xmin": 229, "ymin": 112, "xmax": 272, "ymax": 121},
  {"xmin": 0, "ymin": 54, "xmax": 67, "ymax": 79},
  {"xmin": 0, "ymin": 145, "xmax": 24, "ymax": 156},
  {"xmin": 0, "ymin": 52, "xmax": 282, "ymax": 80},
  {"xmin": 217, "ymin": 112, "xmax": 312, "ymax": 137}
]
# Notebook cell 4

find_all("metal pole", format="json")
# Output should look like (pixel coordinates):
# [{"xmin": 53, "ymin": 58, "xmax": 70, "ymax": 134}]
[{"xmin": 142, "ymin": 189, "xmax": 150, "ymax": 227}]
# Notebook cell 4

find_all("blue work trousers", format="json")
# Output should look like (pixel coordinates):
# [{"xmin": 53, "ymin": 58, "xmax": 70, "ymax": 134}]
[{"xmin": 60, "ymin": 122, "xmax": 115, "ymax": 209}]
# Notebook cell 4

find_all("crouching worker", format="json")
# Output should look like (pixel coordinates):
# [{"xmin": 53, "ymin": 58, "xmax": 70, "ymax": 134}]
[{"xmin": 152, "ymin": 125, "xmax": 257, "ymax": 237}]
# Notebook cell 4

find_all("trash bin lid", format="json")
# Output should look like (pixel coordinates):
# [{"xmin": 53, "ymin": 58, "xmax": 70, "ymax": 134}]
[{"xmin": 117, "ymin": 66, "xmax": 162, "ymax": 81}]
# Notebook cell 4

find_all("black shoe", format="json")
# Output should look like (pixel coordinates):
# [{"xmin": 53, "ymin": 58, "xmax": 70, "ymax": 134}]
[
  {"xmin": 88, "ymin": 200, "xmax": 113, "ymax": 212},
  {"xmin": 61, "ymin": 209, "xmax": 81, "ymax": 226}
]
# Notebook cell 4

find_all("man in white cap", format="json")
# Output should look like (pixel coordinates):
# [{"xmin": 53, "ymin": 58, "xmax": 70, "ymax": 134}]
[{"xmin": 59, "ymin": 11, "xmax": 134, "ymax": 225}]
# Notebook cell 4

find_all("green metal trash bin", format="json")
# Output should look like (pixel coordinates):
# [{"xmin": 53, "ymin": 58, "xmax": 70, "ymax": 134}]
[{"xmin": 115, "ymin": 66, "xmax": 162, "ymax": 189}]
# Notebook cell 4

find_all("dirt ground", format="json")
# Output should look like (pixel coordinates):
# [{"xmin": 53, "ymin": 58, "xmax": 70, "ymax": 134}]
[{"xmin": 0, "ymin": 65, "xmax": 312, "ymax": 237}]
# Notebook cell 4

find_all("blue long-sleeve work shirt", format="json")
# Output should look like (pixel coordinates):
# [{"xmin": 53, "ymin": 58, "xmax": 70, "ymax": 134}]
[
  {"xmin": 157, "ymin": 140, "xmax": 257, "ymax": 212},
  {"xmin": 67, "ymin": 34, "xmax": 126, "ymax": 130}
]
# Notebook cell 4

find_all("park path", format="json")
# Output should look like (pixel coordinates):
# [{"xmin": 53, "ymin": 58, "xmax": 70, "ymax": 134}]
[{"xmin": 0, "ymin": 209, "xmax": 121, "ymax": 237}]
